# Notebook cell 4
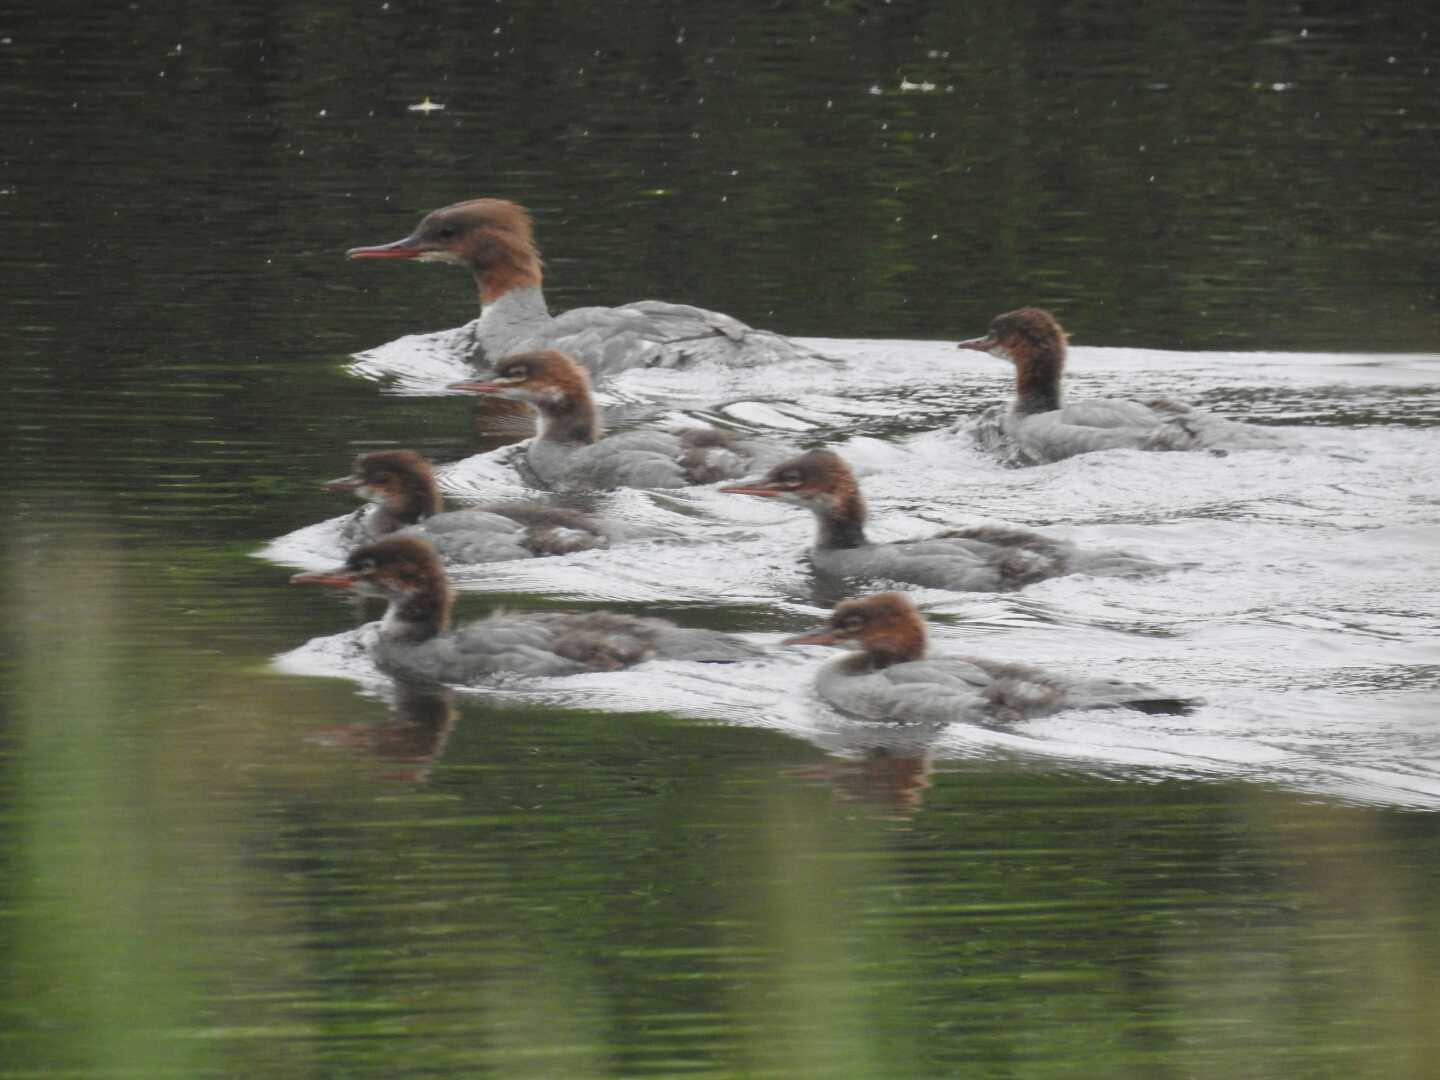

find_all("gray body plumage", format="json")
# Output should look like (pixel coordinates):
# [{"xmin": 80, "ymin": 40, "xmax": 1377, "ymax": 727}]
[
  {"xmin": 468, "ymin": 288, "xmax": 826, "ymax": 376},
  {"xmin": 973, "ymin": 397, "xmax": 1284, "ymax": 466},
  {"xmin": 813, "ymin": 653, "xmax": 1195, "ymax": 725},
  {"xmin": 340, "ymin": 503, "xmax": 624, "ymax": 563},
  {"xmin": 526, "ymin": 428, "xmax": 790, "ymax": 491},
  {"xmin": 811, "ymin": 525, "xmax": 1160, "ymax": 591},
  {"xmin": 375, "ymin": 610, "xmax": 766, "ymax": 684}
]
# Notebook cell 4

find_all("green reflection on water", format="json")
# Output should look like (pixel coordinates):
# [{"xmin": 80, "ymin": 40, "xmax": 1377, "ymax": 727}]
[{"xmin": 4, "ymin": 540, "xmax": 1440, "ymax": 1078}]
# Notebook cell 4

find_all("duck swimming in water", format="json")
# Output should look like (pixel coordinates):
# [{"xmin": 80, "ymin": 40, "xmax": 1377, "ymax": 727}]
[
  {"xmin": 956, "ymin": 307, "xmax": 1282, "ymax": 465},
  {"xmin": 721, "ymin": 449, "xmax": 1164, "ymax": 591},
  {"xmin": 291, "ymin": 535, "xmax": 764, "ymax": 683},
  {"xmin": 450, "ymin": 350, "xmax": 790, "ymax": 490},
  {"xmin": 326, "ymin": 449, "xmax": 648, "ymax": 562},
  {"xmin": 348, "ymin": 198, "xmax": 828, "ymax": 375},
  {"xmin": 785, "ymin": 592, "xmax": 1198, "ymax": 724}
]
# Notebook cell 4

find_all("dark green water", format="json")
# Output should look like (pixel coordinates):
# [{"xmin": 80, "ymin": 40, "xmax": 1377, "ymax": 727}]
[{"xmin": 3, "ymin": 3, "xmax": 1439, "ymax": 1076}]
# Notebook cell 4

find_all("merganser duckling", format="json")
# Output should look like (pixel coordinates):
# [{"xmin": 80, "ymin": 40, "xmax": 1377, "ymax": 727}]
[
  {"xmin": 721, "ymin": 450, "xmax": 1163, "ymax": 590},
  {"xmin": 328, "ymin": 448, "xmax": 642, "ymax": 561},
  {"xmin": 956, "ymin": 307, "xmax": 1282, "ymax": 465},
  {"xmin": 786, "ymin": 592, "xmax": 1198, "ymax": 724},
  {"xmin": 449, "ymin": 350, "xmax": 788, "ymax": 490},
  {"xmin": 348, "ymin": 198, "xmax": 826, "ymax": 374},
  {"xmin": 291, "ymin": 535, "xmax": 765, "ymax": 683}
]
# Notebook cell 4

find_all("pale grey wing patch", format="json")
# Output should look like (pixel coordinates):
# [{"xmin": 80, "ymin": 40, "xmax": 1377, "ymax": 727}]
[
  {"xmin": 812, "ymin": 542, "xmax": 1001, "ymax": 592},
  {"xmin": 815, "ymin": 662, "xmax": 993, "ymax": 724},
  {"xmin": 567, "ymin": 433, "xmax": 690, "ymax": 489},
  {"xmin": 545, "ymin": 301, "xmax": 829, "ymax": 374},
  {"xmin": 648, "ymin": 625, "xmax": 767, "ymax": 662},
  {"xmin": 446, "ymin": 617, "xmax": 593, "ymax": 677},
  {"xmin": 392, "ymin": 512, "xmax": 532, "ymax": 564},
  {"xmin": 974, "ymin": 398, "xmax": 1286, "ymax": 464}
]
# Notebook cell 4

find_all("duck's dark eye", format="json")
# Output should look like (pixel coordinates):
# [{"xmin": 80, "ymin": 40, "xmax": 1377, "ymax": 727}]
[
  {"xmin": 435, "ymin": 225, "xmax": 458, "ymax": 240},
  {"xmin": 501, "ymin": 366, "xmax": 525, "ymax": 380},
  {"xmin": 780, "ymin": 471, "xmax": 802, "ymax": 486},
  {"xmin": 839, "ymin": 615, "xmax": 865, "ymax": 632},
  {"xmin": 354, "ymin": 557, "xmax": 377, "ymax": 572}
]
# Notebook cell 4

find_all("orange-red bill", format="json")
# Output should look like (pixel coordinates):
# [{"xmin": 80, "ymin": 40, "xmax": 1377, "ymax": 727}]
[
  {"xmin": 718, "ymin": 483, "xmax": 783, "ymax": 497},
  {"xmin": 346, "ymin": 237, "xmax": 427, "ymax": 259},
  {"xmin": 782, "ymin": 628, "xmax": 843, "ymax": 647},
  {"xmin": 291, "ymin": 568, "xmax": 361, "ymax": 588}
]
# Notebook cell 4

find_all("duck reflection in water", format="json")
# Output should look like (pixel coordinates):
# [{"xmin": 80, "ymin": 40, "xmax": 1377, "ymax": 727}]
[
  {"xmin": 786, "ymin": 742, "xmax": 937, "ymax": 816},
  {"xmin": 305, "ymin": 682, "xmax": 457, "ymax": 784}
]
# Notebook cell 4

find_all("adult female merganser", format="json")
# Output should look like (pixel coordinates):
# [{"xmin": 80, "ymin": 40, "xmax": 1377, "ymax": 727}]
[
  {"xmin": 786, "ymin": 592, "xmax": 1197, "ymax": 724},
  {"xmin": 327, "ymin": 448, "xmax": 643, "ymax": 561},
  {"xmin": 721, "ymin": 450, "xmax": 1163, "ymax": 590},
  {"xmin": 450, "ymin": 350, "xmax": 788, "ymax": 490},
  {"xmin": 348, "ymin": 198, "xmax": 826, "ymax": 374},
  {"xmin": 956, "ymin": 307, "xmax": 1281, "ymax": 465},
  {"xmin": 291, "ymin": 535, "xmax": 765, "ymax": 683}
]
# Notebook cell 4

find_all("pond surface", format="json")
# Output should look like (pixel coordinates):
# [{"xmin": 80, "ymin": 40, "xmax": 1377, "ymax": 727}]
[{"xmin": 3, "ymin": 2, "xmax": 1439, "ymax": 1077}]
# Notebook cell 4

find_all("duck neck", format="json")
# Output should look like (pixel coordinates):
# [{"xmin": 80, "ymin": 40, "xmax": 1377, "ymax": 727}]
[
  {"xmin": 1014, "ymin": 344, "xmax": 1063, "ymax": 415},
  {"xmin": 855, "ymin": 626, "xmax": 926, "ymax": 672},
  {"xmin": 379, "ymin": 586, "xmax": 451, "ymax": 645},
  {"xmin": 813, "ymin": 490, "xmax": 869, "ymax": 550},
  {"xmin": 474, "ymin": 252, "xmax": 544, "ymax": 308},
  {"xmin": 473, "ymin": 286, "xmax": 552, "ymax": 362},
  {"xmin": 534, "ymin": 391, "xmax": 600, "ymax": 446},
  {"xmin": 387, "ymin": 481, "xmax": 442, "ymax": 527}
]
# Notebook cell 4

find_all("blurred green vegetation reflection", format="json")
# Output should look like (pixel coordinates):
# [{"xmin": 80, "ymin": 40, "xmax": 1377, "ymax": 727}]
[{"xmin": 3, "ymin": 537, "xmax": 1440, "ymax": 1078}]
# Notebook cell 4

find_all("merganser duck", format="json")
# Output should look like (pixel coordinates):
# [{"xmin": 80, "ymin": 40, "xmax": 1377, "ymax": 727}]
[
  {"xmin": 786, "ymin": 592, "xmax": 1198, "ymax": 724},
  {"xmin": 721, "ymin": 450, "xmax": 1163, "ymax": 590},
  {"xmin": 291, "ymin": 536, "xmax": 765, "ymax": 683},
  {"xmin": 956, "ymin": 307, "xmax": 1282, "ymax": 465},
  {"xmin": 347, "ymin": 198, "xmax": 826, "ymax": 374},
  {"xmin": 449, "ymin": 350, "xmax": 788, "ymax": 490},
  {"xmin": 327, "ymin": 448, "xmax": 641, "ymax": 561}
]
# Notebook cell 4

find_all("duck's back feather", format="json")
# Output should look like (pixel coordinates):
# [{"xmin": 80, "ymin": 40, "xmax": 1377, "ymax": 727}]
[
  {"xmin": 532, "ymin": 301, "xmax": 826, "ymax": 375},
  {"xmin": 815, "ymin": 654, "xmax": 1198, "ymax": 725},
  {"xmin": 811, "ymin": 525, "xmax": 1162, "ymax": 592},
  {"xmin": 974, "ymin": 398, "xmax": 1284, "ymax": 465},
  {"xmin": 377, "ymin": 609, "xmax": 763, "ymax": 684}
]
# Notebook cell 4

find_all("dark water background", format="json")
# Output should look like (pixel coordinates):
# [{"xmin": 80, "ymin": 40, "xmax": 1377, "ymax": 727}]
[{"xmin": 3, "ymin": 2, "xmax": 1439, "ymax": 1077}]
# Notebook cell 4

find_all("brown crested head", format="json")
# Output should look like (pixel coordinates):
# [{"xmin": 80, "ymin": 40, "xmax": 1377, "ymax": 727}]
[
  {"xmin": 956, "ymin": 307, "xmax": 1068, "ymax": 414},
  {"xmin": 292, "ymin": 534, "xmax": 442, "ymax": 592},
  {"xmin": 450, "ymin": 350, "xmax": 593, "ymax": 409},
  {"xmin": 347, "ymin": 198, "xmax": 542, "ymax": 303},
  {"xmin": 783, "ymin": 592, "xmax": 927, "ymax": 666},
  {"xmin": 325, "ymin": 449, "xmax": 442, "ymax": 520},
  {"xmin": 721, "ymin": 448, "xmax": 865, "ymax": 520},
  {"xmin": 956, "ymin": 307, "xmax": 1067, "ymax": 365}
]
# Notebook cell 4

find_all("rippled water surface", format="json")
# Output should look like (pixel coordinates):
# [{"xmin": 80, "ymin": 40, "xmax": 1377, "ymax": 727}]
[{"xmin": 4, "ymin": 2, "xmax": 1440, "ymax": 1077}]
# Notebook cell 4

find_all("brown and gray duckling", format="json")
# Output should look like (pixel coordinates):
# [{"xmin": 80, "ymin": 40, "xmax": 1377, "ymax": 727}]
[
  {"xmin": 956, "ymin": 307, "xmax": 1283, "ymax": 465},
  {"xmin": 786, "ymin": 592, "xmax": 1199, "ymax": 724},
  {"xmin": 291, "ymin": 535, "xmax": 765, "ymax": 684},
  {"xmin": 449, "ymin": 350, "xmax": 791, "ymax": 491},
  {"xmin": 327, "ymin": 448, "xmax": 651, "ymax": 563},
  {"xmin": 722, "ymin": 449, "xmax": 1165, "ymax": 591}
]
